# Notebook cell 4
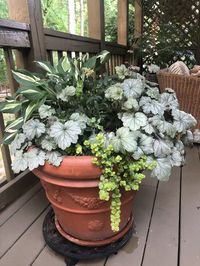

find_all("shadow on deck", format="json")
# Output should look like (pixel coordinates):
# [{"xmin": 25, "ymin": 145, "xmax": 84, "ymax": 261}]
[{"xmin": 0, "ymin": 147, "xmax": 200, "ymax": 266}]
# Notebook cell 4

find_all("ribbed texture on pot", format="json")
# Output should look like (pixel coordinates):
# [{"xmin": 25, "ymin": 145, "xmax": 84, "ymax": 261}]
[{"xmin": 157, "ymin": 71, "xmax": 200, "ymax": 129}]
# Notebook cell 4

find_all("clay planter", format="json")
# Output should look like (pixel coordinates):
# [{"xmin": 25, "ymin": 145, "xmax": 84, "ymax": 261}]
[{"xmin": 33, "ymin": 156, "xmax": 135, "ymax": 247}]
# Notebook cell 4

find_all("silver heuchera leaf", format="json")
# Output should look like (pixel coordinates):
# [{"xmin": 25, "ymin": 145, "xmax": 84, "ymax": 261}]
[
  {"xmin": 25, "ymin": 148, "xmax": 46, "ymax": 171},
  {"xmin": 151, "ymin": 157, "xmax": 172, "ymax": 181},
  {"xmin": 194, "ymin": 129, "xmax": 200, "ymax": 143},
  {"xmin": 46, "ymin": 151, "xmax": 63, "ymax": 166},
  {"xmin": 153, "ymin": 139, "xmax": 171, "ymax": 157},
  {"xmin": 142, "ymin": 123, "xmax": 155, "ymax": 134},
  {"xmin": 172, "ymin": 110, "xmax": 197, "ymax": 133},
  {"xmin": 139, "ymin": 134, "xmax": 154, "ymax": 154},
  {"xmin": 140, "ymin": 98, "xmax": 164, "ymax": 115},
  {"xmin": 121, "ymin": 112, "xmax": 148, "ymax": 131},
  {"xmin": 122, "ymin": 78, "xmax": 144, "ymax": 98},
  {"xmin": 146, "ymin": 87, "xmax": 160, "ymax": 100},
  {"xmin": 160, "ymin": 92, "xmax": 179, "ymax": 110},
  {"xmin": 10, "ymin": 133, "xmax": 26, "ymax": 154},
  {"xmin": 12, "ymin": 150, "xmax": 28, "ymax": 173},
  {"xmin": 170, "ymin": 148, "xmax": 184, "ymax": 167},
  {"xmin": 41, "ymin": 137, "xmax": 57, "ymax": 151},
  {"xmin": 57, "ymin": 86, "xmax": 76, "ymax": 102},
  {"xmin": 110, "ymin": 127, "xmax": 138, "ymax": 153},
  {"xmin": 115, "ymin": 64, "xmax": 129, "ymax": 79},
  {"xmin": 22, "ymin": 119, "xmax": 45, "ymax": 140},
  {"xmin": 50, "ymin": 121, "xmax": 82, "ymax": 150},
  {"xmin": 122, "ymin": 97, "xmax": 139, "ymax": 111},
  {"xmin": 105, "ymin": 84, "xmax": 123, "ymax": 101},
  {"xmin": 38, "ymin": 104, "xmax": 56, "ymax": 119},
  {"xmin": 70, "ymin": 113, "xmax": 89, "ymax": 130},
  {"xmin": 132, "ymin": 147, "xmax": 144, "ymax": 160},
  {"xmin": 156, "ymin": 120, "xmax": 177, "ymax": 138}
]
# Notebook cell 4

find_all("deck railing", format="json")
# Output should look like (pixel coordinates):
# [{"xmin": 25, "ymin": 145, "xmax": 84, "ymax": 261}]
[{"xmin": 0, "ymin": 0, "xmax": 136, "ymax": 208}]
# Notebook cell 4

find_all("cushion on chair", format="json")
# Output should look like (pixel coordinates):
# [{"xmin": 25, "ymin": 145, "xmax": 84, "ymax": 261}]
[{"xmin": 169, "ymin": 61, "xmax": 190, "ymax": 76}]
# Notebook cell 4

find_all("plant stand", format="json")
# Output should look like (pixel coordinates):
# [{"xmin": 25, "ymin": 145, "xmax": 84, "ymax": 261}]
[{"xmin": 43, "ymin": 208, "xmax": 134, "ymax": 266}]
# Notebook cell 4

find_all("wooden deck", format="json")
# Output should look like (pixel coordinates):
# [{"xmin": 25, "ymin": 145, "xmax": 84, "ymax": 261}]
[{"xmin": 0, "ymin": 147, "xmax": 200, "ymax": 266}]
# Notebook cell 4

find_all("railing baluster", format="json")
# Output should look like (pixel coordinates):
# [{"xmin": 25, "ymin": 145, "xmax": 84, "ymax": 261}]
[{"xmin": 0, "ymin": 113, "xmax": 14, "ymax": 181}]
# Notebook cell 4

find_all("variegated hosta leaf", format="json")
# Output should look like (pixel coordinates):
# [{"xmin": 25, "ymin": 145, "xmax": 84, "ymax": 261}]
[
  {"xmin": 115, "ymin": 64, "xmax": 129, "ymax": 80},
  {"xmin": 146, "ymin": 87, "xmax": 160, "ymax": 100},
  {"xmin": 172, "ymin": 110, "xmax": 197, "ymax": 133},
  {"xmin": 41, "ymin": 137, "xmax": 57, "ymax": 151},
  {"xmin": 139, "ymin": 134, "xmax": 154, "ymax": 154},
  {"xmin": 153, "ymin": 139, "xmax": 172, "ymax": 157},
  {"xmin": 110, "ymin": 127, "xmax": 138, "ymax": 153},
  {"xmin": 25, "ymin": 148, "xmax": 46, "ymax": 171},
  {"xmin": 38, "ymin": 104, "xmax": 56, "ymax": 119},
  {"xmin": 121, "ymin": 112, "xmax": 148, "ymax": 131},
  {"xmin": 193, "ymin": 129, "xmax": 200, "ymax": 143},
  {"xmin": 57, "ymin": 86, "xmax": 76, "ymax": 102},
  {"xmin": 122, "ymin": 78, "xmax": 144, "ymax": 98},
  {"xmin": 151, "ymin": 157, "xmax": 172, "ymax": 181},
  {"xmin": 70, "ymin": 113, "xmax": 89, "ymax": 130},
  {"xmin": 22, "ymin": 119, "xmax": 45, "ymax": 140},
  {"xmin": 46, "ymin": 151, "xmax": 63, "ymax": 166},
  {"xmin": 170, "ymin": 148, "xmax": 184, "ymax": 167},
  {"xmin": 160, "ymin": 92, "xmax": 179, "ymax": 110},
  {"xmin": 50, "ymin": 121, "xmax": 81, "ymax": 150},
  {"xmin": 122, "ymin": 97, "xmax": 139, "ymax": 111},
  {"xmin": 140, "ymin": 97, "xmax": 164, "ymax": 115},
  {"xmin": 10, "ymin": 133, "xmax": 26, "ymax": 154}
]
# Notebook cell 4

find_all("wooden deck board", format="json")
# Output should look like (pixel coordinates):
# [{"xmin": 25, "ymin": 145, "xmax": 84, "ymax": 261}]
[
  {"xmin": 142, "ymin": 167, "xmax": 180, "ymax": 266},
  {"xmin": 106, "ymin": 179, "xmax": 158, "ymax": 266},
  {"xmin": 180, "ymin": 147, "xmax": 200, "ymax": 266},
  {"xmin": 0, "ymin": 183, "xmax": 41, "ymax": 226},
  {"xmin": 0, "ymin": 147, "xmax": 199, "ymax": 265},
  {"xmin": 0, "ymin": 189, "xmax": 48, "ymax": 258},
  {"xmin": 0, "ymin": 208, "xmax": 49, "ymax": 266}
]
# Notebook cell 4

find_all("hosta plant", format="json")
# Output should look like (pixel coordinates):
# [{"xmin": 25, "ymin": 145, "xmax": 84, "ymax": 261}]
[{"xmin": 0, "ymin": 51, "xmax": 197, "ymax": 232}]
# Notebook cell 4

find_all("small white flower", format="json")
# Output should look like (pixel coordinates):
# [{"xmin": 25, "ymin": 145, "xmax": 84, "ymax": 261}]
[
  {"xmin": 115, "ymin": 64, "xmax": 129, "ymax": 79},
  {"xmin": 10, "ymin": 133, "xmax": 26, "ymax": 154},
  {"xmin": 50, "ymin": 120, "xmax": 81, "ymax": 150},
  {"xmin": 57, "ymin": 86, "xmax": 76, "ymax": 102},
  {"xmin": 147, "ymin": 64, "xmax": 160, "ymax": 74},
  {"xmin": 105, "ymin": 84, "xmax": 123, "ymax": 101},
  {"xmin": 23, "ymin": 119, "xmax": 45, "ymax": 140},
  {"xmin": 38, "ymin": 104, "xmax": 56, "ymax": 119}
]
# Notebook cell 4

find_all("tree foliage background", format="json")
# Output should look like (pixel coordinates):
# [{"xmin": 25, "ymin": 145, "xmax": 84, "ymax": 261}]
[{"xmin": 0, "ymin": 0, "xmax": 135, "ymax": 86}]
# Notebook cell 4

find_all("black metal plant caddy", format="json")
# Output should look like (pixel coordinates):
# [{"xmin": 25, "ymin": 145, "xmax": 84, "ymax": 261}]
[{"xmin": 43, "ymin": 208, "xmax": 134, "ymax": 266}]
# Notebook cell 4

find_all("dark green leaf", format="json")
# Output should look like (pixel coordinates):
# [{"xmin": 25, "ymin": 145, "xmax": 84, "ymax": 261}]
[
  {"xmin": 5, "ymin": 117, "xmax": 24, "ymax": 132},
  {"xmin": 3, "ymin": 132, "xmax": 17, "ymax": 145}
]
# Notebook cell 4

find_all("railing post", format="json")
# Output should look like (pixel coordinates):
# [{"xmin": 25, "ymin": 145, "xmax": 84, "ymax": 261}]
[
  {"xmin": 117, "ymin": 0, "xmax": 128, "ymax": 46},
  {"xmin": 87, "ymin": 0, "xmax": 105, "ymax": 51},
  {"xmin": 7, "ymin": 0, "xmax": 46, "ymax": 70},
  {"xmin": 134, "ymin": 0, "xmax": 143, "ymax": 39}
]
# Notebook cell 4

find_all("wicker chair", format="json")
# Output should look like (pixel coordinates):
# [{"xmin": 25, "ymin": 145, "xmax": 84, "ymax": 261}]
[{"xmin": 157, "ymin": 70, "xmax": 200, "ymax": 129}]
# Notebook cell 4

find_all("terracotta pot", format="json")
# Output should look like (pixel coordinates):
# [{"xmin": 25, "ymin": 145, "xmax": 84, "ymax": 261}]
[{"xmin": 33, "ymin": 156, "xmax": 135, "ymax": 246}]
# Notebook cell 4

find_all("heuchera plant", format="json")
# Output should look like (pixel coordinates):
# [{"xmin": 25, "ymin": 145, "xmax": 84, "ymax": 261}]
[{"xmin": 0, "ymin": 51, "xmax": 197, "ymax": 231}]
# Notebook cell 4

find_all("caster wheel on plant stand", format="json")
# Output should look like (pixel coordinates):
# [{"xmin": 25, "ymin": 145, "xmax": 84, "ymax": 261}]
[{"xmin": 43, "ymin": 208, "xmax": 134, "ymax": 266}]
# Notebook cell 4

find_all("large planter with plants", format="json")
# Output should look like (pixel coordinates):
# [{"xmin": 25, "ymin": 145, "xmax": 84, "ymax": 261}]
[
  {"xmin": 0, "ymin": 51, "xmax": 197, "ymax": 248},
  {"xmin": 33, "ymin": 156, "xmax": 135, "ymax": 246}
]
